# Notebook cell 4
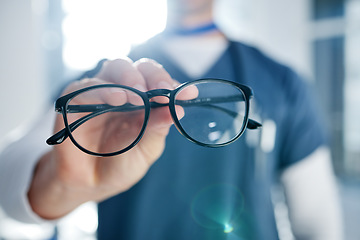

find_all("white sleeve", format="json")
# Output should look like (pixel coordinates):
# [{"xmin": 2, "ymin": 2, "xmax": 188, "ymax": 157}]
[
  {"xmin": 281, "ymin": 146, "xmax": 344, "ymax": 240},
  {"xmin": 0, "ymin": 109, "xmax": 56, "ymax": 224}
]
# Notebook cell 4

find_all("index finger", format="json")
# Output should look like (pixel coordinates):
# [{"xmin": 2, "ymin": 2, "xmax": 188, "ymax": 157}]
[
  {"xmin": 96, "ymin": 58, "xmax": 147, "ymax": 92},
  {"xmin": 134, "ymin": 58, "xmax": 177, "ymax": 91}
]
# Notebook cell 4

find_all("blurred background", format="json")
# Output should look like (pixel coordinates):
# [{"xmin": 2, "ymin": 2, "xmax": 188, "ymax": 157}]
[{"xmin": 0, "ymin": 0, "xmax": 359, "ymax": 239}]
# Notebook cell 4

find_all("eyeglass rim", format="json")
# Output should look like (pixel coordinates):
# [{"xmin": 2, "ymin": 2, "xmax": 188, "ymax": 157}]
[
  {"xmin": 61, "ymin": 88, "xmax": 150, "ymax": 157},
  {"xmin": 52, "ymin": 78, "xmax": 254, "ymax": 157},
  {"xmin": 168, "ymin": 79, "xmax": 251, "ymax": 147}
]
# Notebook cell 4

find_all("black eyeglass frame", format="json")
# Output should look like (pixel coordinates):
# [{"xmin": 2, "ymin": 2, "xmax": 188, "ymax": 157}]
[{"xmin": 47, "ymin": 78, "xmax": 261, "ymax": 157}]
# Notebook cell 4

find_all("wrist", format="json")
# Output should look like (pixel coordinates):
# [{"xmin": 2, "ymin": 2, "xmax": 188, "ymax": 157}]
[{"xmin": 27, "ymin": 151, "xmax": 94, "ymax": 219}]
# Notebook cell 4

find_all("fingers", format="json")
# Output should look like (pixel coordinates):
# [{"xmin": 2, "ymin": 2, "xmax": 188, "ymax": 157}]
[
  {"xmin": 61, "ymin": 58, "xmax": 178, "ymax": 136},
  {"xmin": 62, "ymin": 78, "xmax": 106, "ymax": 96},
  {"xmin": 175, "ymin": 84, "xmax": 199, "ymax": 100},
  {"xmin": 134, "ymin": 58, "xmax": 178, "ymax": 91},
  {"xmin": 68, "ymin": 58, "xmax": 178, "ymax": 93},
  {"xmin": 61, "ymin": 79, "xmax": 129, "ymax": 109},
  {"xmin": 96, "ymin": 58, "xmax": 177, "ymax": 106},
  {"xmin": 97, "ymin": 58, "xmax": 147, "ymax": 91}
]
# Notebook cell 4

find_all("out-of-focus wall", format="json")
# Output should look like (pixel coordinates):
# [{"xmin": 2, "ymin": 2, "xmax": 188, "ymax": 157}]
[
  {"xmin": 216, "ymin": 0, "xmax": 312, "ymax": 80},
  {"xmin": 0, "ymin": 0, "xmax": 47, "ymax": 148}
]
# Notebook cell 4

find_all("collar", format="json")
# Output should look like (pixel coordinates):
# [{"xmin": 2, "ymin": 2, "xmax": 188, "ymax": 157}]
[{"xmin": 164, "ymin": 22, "xmax": 218, "ymax": 36}]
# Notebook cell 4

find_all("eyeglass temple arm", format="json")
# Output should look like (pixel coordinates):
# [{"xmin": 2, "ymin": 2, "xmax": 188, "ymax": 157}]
[
  {"xmin": 46, "ymin": 104, "xmax": 131, "ymax": 145},
  {"xmin": 47, "ymin": 96, "xmax": 262, "ymax": 145},
  {"xmin": 67, "ymin": 97, "xmax": 262, "ymax": 129}
]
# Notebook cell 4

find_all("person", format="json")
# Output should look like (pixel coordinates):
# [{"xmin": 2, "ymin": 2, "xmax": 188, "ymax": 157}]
[{"xmin": 0, "ymin": 0, "xmax": 344, "ymax": 239}]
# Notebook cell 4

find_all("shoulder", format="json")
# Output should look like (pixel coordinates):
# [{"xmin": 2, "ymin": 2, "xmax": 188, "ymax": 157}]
[
  {"xmin": 233, "ymin": 41, "xmax": 310, "ymax": 105},
  {"xmin": 234, "ymin": 41, "xmax": 286, "ymax": 75}
]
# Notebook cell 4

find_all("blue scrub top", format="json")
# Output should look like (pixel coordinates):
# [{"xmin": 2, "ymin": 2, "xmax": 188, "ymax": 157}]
[{"xmin": 93, "ymin": 37, "xmax": 327, "ymax": 240}]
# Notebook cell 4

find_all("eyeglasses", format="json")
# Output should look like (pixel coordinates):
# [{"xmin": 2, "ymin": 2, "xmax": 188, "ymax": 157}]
[{"xmin": 47, "ymin": 78, "xmax": 261, "ymax": 157}]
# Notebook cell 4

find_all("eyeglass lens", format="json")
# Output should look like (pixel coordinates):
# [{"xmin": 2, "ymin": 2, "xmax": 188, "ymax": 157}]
[
  {"xmin": 175, "ymin": 81, "xmax": 246, "ymax": 145},
  {"xmin": 66, "ymin": 87, "xmax": 147, "ymax": 155}
]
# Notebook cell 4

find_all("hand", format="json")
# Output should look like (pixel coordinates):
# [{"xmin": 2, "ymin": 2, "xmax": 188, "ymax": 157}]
[{"xmin": 28, "ymin": 58, "xmax": 177, "ymax": 219}]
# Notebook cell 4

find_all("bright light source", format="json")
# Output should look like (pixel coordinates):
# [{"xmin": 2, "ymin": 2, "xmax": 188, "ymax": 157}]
[
  {"xmin": 62, "ymin": 0, "xmax": 167, "ymax": 71},
  {"xmin": 224, "ymin": 223, "xmax": 234, "ymax": 233}
]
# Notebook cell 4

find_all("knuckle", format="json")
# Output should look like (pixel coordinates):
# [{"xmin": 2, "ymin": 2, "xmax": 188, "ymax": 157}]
[
  {"xmin": 97, "ymin": 58, "xmax": 145, "ymax": 85},
  {"xmin": 97, "ymin": 58, "xmax": 133, "ymax": 77}
]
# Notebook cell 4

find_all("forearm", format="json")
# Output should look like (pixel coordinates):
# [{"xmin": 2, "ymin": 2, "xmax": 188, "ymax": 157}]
[
  {"xmin": 281, "ymin": 146, "xmax": 344, "ymax": 240},
  {"xmin": 26, "ymin": 145, "xmax": 156, "ymax": 220},
  {"xmin": 27, "ymin": 151, "xmax": 100, "ymax": 220},
  {"xmin": 0, "ymin": 109, "xmax": 58, "ymax": 223}
]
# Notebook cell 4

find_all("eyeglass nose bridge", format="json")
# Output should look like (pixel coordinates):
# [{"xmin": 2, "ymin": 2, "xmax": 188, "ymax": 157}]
[{"xmin": 146, "ymin": 89, "xmax": 172, "ymax": 99}]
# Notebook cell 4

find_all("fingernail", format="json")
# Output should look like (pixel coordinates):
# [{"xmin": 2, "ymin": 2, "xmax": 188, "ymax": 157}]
[{"xmin": 172, "ymin": 78, "xmax": 180, "ymax": 88}]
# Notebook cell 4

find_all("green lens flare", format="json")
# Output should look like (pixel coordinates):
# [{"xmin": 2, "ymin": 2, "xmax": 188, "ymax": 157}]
[
  {"xmin": 224, "ymin": 223, "xmax": 234, "ymax": 233},
  {"xmin": 190, "ymin": 184, "xmax": 244, "ymax": 230}
]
